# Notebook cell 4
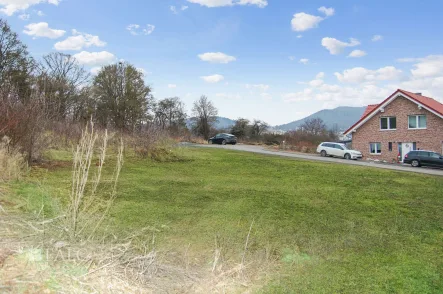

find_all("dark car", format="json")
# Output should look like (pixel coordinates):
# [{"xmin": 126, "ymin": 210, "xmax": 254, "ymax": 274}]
[
  {"xmin": 208, "ymin": 133, "xmax": 237, "ymax": 145},
  {"xmin": 404, "ymin": 150, "xmax": 443, "ymax": 168}
]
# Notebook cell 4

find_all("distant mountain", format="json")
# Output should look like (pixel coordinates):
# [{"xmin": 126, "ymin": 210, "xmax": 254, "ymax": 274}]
[
  {"xmin": 186, "ymin": 107, "xmax": 366, "ymax": 133},
  {"xmin": 214, "ymin": 117, "xmax": 236, "ymax": 129},
  {"xmin": 275, "ymin": 106, "xmax": 366, "ymax": 131},
  {"xmin": 186, "ymin": 116, "xmax": 236, "ymax": 130}
]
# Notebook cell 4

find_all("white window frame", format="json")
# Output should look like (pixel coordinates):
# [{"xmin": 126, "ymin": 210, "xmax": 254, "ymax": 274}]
[
  {"xmin": 380, "ymin": 117, "xmax": 397, "ymax": 130},
  {"xmin": 408, "ymin": 115, "xmax": 427, "ymax": 129},
  {"xmin": 370, "ymin": 142, "xmax": 382, "ymax": 155}
]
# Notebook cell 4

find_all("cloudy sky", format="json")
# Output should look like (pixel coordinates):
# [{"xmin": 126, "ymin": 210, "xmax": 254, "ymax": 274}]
[{"xmin": 2, "ymin": 0, "xmax": 443, "ymax": 125}]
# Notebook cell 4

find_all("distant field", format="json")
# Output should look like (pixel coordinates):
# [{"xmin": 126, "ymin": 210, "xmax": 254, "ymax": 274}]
[{"xmin": 12, "ymin": 147, "xmax": 443, "ymax": 293}]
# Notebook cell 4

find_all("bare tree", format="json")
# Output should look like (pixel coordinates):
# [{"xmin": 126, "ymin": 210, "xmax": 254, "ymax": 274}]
[
  {"xmin": 191, "ymin": 96, "xmax": 218, "ymax": 140},
  {"xmin": 300, "ymin": 118, "xmax": 327, "ymax": 135},
  {"xmin": 154, "ymin": 97, "xmax": 187, "ymax": 131},
  {"xmin": 93, "ymin": 62, "xmax": 153, "ymax": 132},
  {"xmin": 0, "ymin": 19, "xmax": 45, "ymax": 163},
  {"xmin": 251, "ymin": 119, "xmax": 270, "ymax": 136},
  {"xmin": 38, "ymin": 52, "xmax": 90, "ymax": 120}
]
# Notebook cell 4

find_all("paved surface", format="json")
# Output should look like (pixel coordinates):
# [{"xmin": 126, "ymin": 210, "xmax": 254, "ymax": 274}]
[{"xmin": 193, "ymin": 144, "xmax": 443, "ymax": 177}]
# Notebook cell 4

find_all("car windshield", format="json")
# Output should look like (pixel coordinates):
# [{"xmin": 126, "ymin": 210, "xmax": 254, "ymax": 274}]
[{"xmin": 340, "ymin": 144, "xmax": 349, "ymax": 150}]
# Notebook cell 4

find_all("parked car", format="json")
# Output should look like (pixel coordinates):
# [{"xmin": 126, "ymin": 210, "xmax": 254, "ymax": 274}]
[
  {"xmin": 316, "ymin": 142, "xmax": 363, "ymax": 160},
  {"xmin": 208, "ymin": 133, "xmax": 237, "ymax": 145},
  {"xmin": 403, "ymin": 150, "xmax": 443, "ymax": 168}
]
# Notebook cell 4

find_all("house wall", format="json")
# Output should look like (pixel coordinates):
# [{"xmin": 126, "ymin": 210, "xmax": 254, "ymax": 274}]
[{"xmin": 352, "ymin": 95, "xmax": 443, "ymax": 162}]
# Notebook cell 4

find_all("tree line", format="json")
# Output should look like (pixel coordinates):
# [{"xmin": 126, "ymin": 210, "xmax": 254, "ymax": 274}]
[
  {"xmin": 1, "ymin": 18, "xmax": 338, "ymax": 161},
  {"xmin": 0, "ymin": 19, "xmax": 220, "ymax": 161}
]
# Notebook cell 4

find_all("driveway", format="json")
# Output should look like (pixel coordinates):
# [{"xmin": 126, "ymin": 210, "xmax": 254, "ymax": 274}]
[{"xmin": 193, "ymin": 144, "xmax": 443, "ymax": 177}]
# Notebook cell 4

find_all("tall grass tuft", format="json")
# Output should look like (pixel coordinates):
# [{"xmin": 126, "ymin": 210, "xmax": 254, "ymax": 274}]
[
  {"xmin": 0, "ymin": 136, "xmax": 28, "ymax": 182},
  {"xmin": 66, "ymin": 122, "xmax": 124, "ymax": 239}
]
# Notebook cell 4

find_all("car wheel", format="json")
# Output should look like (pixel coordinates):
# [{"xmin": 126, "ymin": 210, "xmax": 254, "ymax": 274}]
[
  {"xmin": 232, "ymin": 142, "xmax": 237, "ymax": 145},
  {"xmin": 222, "ymin": 140, "xmax": 227, "ymax": 145},
  {"xmin": 344, "ymin": 153, "xmax": 351, "ymax": 160},
  {"xmin": 411, "ymin": 160, "xmax": 420, "ymax": 167},
  {"xmin": 320, "ymin": 150, "xmax": 327, "ymax": 157}
]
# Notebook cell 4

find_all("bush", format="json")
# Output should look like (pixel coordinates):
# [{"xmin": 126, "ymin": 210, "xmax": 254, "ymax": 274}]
[{"xmin": 0, "ymin": 136, "xmax": 28, "ymax": 181}]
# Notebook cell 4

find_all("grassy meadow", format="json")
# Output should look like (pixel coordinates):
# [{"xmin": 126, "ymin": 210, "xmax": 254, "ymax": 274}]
[{"xmin": 6, "ymin": 147, "xmax": 443, "ymax": 293}]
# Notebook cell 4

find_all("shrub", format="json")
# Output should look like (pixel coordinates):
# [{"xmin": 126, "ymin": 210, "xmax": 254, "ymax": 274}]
[
  {"xmin": 0, "ymin": 136, "xmax": 28, "ymax": 181},
  {"xmin": 66, "ymin": 122, "xmax": 124, "ymax": 239}
]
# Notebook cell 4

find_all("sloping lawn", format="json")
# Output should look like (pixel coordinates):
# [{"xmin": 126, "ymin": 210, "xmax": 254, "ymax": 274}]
[{"xmin": 13, "ymin": 147, "xmax": 443, "ymax": 293}]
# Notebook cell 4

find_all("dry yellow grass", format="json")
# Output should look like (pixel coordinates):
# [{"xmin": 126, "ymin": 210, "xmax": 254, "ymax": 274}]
[{"xmin": 0, "ymin": 136, "xmax": 28, "ymax": 182}]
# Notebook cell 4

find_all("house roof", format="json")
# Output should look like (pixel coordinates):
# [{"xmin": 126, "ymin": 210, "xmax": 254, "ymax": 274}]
[
  {"xmin": 400, "ymin": 89, "xmax": 443, "ymax": 116},
  {"xmin": 344, "ymin": 89, "xmax": 443, "ymax": 135},
  {"xmin": 361, "ymin": 104, "xmax": 378, "ymax": 119}
]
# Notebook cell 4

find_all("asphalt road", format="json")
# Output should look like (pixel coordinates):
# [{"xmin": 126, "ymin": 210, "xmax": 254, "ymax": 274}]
[{"xmin": 194, "ymin": 144, "xmax": 443, "ymax": 177}]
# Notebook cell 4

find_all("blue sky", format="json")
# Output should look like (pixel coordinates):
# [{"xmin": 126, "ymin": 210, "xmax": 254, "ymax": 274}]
[{"xmin": 2, "ymin": 0, "xmax": 443, "ymax": 125}]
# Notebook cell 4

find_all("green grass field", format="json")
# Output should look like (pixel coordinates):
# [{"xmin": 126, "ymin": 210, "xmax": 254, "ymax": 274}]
[{"xmin": 10, "ymin": 147, "xmax": 443, "ymax": 293}]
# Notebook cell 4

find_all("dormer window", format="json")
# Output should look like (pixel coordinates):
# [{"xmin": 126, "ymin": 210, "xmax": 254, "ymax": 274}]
[{"xmin": 380, "ymin": 117, "xmax": 396, "ymax": 130}]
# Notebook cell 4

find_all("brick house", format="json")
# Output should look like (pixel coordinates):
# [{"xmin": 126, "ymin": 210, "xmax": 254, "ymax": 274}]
[{"xmin": 344, "ymin": 89, "xmax": 443, "ymax": 162}]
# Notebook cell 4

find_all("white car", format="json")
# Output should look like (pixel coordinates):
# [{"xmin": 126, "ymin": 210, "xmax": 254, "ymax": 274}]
[{"xmin": 316, "ymin": 142, "xmax": 363, "ymax": 160}]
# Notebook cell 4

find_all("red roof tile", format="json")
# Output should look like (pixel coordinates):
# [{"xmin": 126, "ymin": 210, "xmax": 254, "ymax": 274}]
[
  {"xmin": 361, "ymin": 104, "xmax": 378, "ymax": 119},
  {"xmin": 398, "ymin": 89, "xmax": 443, "ymax": 116},
  {"xmin": 344, "ymin": 89, "xmax": 443, "ymax": 135}
]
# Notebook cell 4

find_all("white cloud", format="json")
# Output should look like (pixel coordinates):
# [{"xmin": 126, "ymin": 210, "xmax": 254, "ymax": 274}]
[
  {"xmin": 127, "ymin": 24, "xmax": 155, "ymax": 36},
  {"xmin": 36, "ymin": 10, "xmax": 44, "ymax": 16},
  {"xmin": 372, "ymin": 35, "xmax": 383, "ymax": 42},
  {"xmin": 198, "ymin": 52, "xmax": 236, "ymax": 64},
  {"xmin": 201, "ymin": 74, "xmax": 224, "ymax": 83},
  {"xmin": 316, "ymin": 72, "xmax": 325, "ymax": 79},
  {"xmin": 318, "ymin": 6, "xmax": 334, "ymax": 17},
  {"xmin": 410, "ymin": 55, "xmax": 443, "ymax": 78},
  {"xmin": 168, "ymin": 84, "xmax": 177, "ymax": 88},
  {"xmin": 137, "ymin": 68, "xmax": 150, "ymax": 76},
  {"xmin": 321, "ymin": 37, "xmax": 360, "ymax": 55},
  {"xmin": 186, "ymin": 0, "xmax": 267, "ymax": 8},
  {"xmin": 289, "ymin": 56, "xmax": 296, "ymax": 61},
  {"xmin": 284, "ymin": 55, "xmax": 443, "ymax": 109},
  {"xmin": 283, "ymin": 88, "xmax": 313, "ymax": 102},
  {"xmin": 296, "ymin": 34, "xmax": 303, "ymax": 38},
  {"xmin": 143, "ymin": 24, "xmax": 155, "ymax": 35},
  {"xmin": 315, "ymin": 84, "xmax": 393, "ymax": 108},
  {"xmin": 73, "ymin": 51, "xmax": 116, "ymax": 67},
  {"xmin": 170, "ymin": 5, "xmax": 178, "ymax": 14},
  {"xmin": 23, "ymin": 22, "xmax": 65, "ymax": 39},
  {"xmin": 0, "ymin": 0, "xmax": 59, "ymax": 16},
  {"xmin": 309, "ymin": 79, "xmax": 324, "ymax": 87},
  {"xmin": 260, "ymin": 93, "xmax": 272, "ymax": 100},
  {"xmin": 126, "ymin": 24, "xmax": 140, "ymax": 35},
  {"xmin": 90, "ymin": 67, "xmax": 102, "ymax": 75},
  {"xmin": 171, "ymin": 5, "xmax": 189, "ymax": 13},
  {"xmin": 282, "ymin": 83, "xmax": 395, "ymax": 109},
  {"xmin": 299, "ymin": 58, "xmax": 309, "ymax": 64},
  {"xmin": 54, "ymin": 29, "xmax": 106, "ymax": 51},
  {"xmin": 18, "ymin": 13, "xmax": 30, "ymax": 20},
  {"xmin": 348, "ymin": 49, "xmax": 367, "ymax": 58},
  {"xmin": 216, "ymin": 93, "xmax": 241, "ymax": 99},
  {"xmin": 246, "ymin": 84, "xmax": 270, "ymax": 91},
  {"xmin": 291, "ymin": 12, "xmax": 323, "ymax": 32},
  {"xmin": 334, "ymin": 66, "xmax": 402, "ymax": 83}
]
